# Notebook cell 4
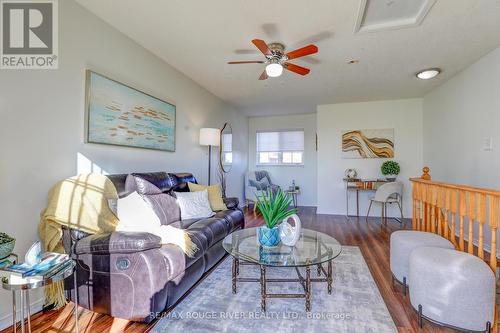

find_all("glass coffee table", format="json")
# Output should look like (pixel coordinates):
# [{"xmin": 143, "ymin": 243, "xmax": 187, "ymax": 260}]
[{"xmin": 222, "ymin": 228, "xmax": 342, "ymax": 311}]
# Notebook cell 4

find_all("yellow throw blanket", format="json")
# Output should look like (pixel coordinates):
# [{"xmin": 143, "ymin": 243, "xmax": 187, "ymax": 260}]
[
  {"xmin": 39, "ymin": 173, "xmax": 198, "ymax": 308},
  {"xmin": 39, "ymin": 174, "xmax": 120, "ymax": 253},
  {"xmin": 39, "ymin": 174, "xmax": 120, "ymax": 308}
]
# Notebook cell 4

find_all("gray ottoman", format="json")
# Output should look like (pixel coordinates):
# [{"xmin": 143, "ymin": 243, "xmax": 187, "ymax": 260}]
[
  {"xmin": 390, "ymin": 230, "xmax": 454, "ymax": 294},
  {"xmin": 409, "ymin": 247, "xmax": 495, "ymax": 332}
]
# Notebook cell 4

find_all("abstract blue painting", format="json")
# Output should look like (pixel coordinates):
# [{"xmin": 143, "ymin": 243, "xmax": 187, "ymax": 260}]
[{"xmin": 85, "ymin": 71, "xmax": 176, "ymax": 151}]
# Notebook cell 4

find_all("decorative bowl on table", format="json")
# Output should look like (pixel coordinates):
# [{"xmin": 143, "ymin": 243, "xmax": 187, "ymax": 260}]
[{"xmin": 0, "ymin": 232, "xmax": 15, "ymax": 260}]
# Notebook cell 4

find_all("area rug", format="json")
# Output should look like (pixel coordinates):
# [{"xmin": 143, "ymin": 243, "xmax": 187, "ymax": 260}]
[{"xmin": 151, "ymin": 246, "xmax": 397, "ymax": 333}]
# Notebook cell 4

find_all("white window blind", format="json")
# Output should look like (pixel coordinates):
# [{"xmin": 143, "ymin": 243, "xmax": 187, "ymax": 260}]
[
  {"xmin": 256, "ymin": 130, "xmax": 304, "ymax": 165},
  {"xmin": 257, "ymin": 131, "xmax": 304, "ymax": 152}
]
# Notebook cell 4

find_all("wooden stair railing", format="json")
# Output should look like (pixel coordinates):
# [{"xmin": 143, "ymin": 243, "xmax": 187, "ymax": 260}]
[{"xmin": 410, "ymin": 167, "xmax": 499, "ymax": 273}]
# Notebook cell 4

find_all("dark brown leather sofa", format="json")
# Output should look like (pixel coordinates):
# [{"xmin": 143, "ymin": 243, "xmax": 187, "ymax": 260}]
[{"xmin": 62, "ymin": 172, "xmax": 244, "ymax": 322}]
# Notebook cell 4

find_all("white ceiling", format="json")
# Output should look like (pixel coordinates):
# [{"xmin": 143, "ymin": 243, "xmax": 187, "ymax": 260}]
[{"xmin": 76, "ymin": 0, "xmax": 500, "ymax": 116}]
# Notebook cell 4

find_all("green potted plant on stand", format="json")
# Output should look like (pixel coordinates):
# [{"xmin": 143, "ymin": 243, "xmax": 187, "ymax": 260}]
[
  {"xmin": 381, "ymin": 160, "xmax": 400, "ymax": 182},
  {"xmin": 256, "ymin": 189, "xmax": 297, "ymax": 247}
]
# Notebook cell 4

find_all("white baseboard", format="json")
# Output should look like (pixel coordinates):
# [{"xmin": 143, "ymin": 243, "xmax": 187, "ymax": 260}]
[{"xmin": 0, "ymin": 296, "xmax": 44, "ymax": 331}]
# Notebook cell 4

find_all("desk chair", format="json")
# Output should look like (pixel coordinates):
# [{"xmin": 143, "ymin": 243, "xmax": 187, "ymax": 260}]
[{"xmin": 366, "ymin": 182, "xmax": 404, "ymax": 223}]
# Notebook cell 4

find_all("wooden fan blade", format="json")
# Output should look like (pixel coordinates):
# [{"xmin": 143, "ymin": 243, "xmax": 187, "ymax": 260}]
[
  {"xmin": 284, "ymin": 63, "xmax": 310, "ymax": 76},
  {"xmin": 259, "ymin": 70, "xmax": 268, "ymax": 80},
  {"xmin": 252, "ymin": 39, "xmax": 272, "ymax": 57},
  {"xmin": 227, "ymin": 61, "xmax": 264, "ymax": 64},
  {"xmin": 286, "ymin": 44, "xmax": 318, "ymax": 60}
]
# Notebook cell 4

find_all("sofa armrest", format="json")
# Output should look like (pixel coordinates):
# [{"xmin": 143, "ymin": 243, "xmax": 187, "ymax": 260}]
[
  {"xmin": 74, "ymin": 231, "xmax": 161, "ymax": 255},
  {"xmin": 223, "ymin": 197, "xmax": 239, "ymax": 210}
]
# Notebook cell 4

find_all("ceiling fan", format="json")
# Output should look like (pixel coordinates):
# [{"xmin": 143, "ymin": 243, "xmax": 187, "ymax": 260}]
[{"xmin": 228, "ymin": 39, "xmax": 318, "ymax": 80}]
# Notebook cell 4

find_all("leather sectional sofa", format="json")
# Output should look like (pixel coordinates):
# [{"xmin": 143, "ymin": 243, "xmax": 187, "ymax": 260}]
[{"xmin": 62, "ymin": 172, "xmax": 244, "ymax": 322}]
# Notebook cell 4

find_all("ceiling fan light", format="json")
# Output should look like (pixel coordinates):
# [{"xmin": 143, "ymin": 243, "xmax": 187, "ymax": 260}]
[
  {"xmin": 416, "ymin": 68, "xmax": 441, "ymax": 80},
  {"xmin": 265, "ymin": 63, "xmax": 283, "ymax": 77}
]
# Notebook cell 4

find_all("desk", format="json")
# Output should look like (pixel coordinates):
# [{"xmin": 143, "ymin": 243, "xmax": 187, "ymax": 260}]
[{"xmin": 343, "ymin": 178, "xmax": 389, "ymax": 217}]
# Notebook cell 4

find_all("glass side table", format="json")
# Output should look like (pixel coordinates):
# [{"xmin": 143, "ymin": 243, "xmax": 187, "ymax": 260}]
[{"xmin": 1, "ymin": 260, "xmax": 78, "ymax": 333}]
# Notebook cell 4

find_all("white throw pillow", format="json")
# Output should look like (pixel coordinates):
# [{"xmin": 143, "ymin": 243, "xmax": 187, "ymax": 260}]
[
  {"xmin": 175, "ymin": 190, "xmax": 214, "ymax": 220},
  {"xmin": 116, "ymin": 191, "xmax": 161, "ymax": 232},
  {"xmin": 115, "ymin": 192, "xmax": 195, "ymax": 253}
]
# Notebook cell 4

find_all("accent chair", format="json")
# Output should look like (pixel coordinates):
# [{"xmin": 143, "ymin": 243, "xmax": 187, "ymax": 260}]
[{"xmin": 245, "ymin": 170, "xmax": 280, "ymax": 212}]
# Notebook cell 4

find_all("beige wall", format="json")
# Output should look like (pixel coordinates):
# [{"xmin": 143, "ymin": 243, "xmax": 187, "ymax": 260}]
[
  {"xmin": 317, "ymin": 99, "xmax": 423, "ymax": 216},
  {"xmin": 0, "ymin": 0, "xmax": 247, "ymax": 327}
]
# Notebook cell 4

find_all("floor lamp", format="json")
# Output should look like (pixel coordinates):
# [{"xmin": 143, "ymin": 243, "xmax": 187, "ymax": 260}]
[{"xmin": 199, "ymin": 128, "xmax": 220, "ymax": 185}]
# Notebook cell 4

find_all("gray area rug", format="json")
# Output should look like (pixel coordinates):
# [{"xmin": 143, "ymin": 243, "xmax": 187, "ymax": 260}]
[{"xmin": 151, "ymin": 246, "xmax": 397, "ymax": 333}]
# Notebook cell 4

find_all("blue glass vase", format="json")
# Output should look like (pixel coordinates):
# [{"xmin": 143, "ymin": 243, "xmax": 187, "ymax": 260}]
[{"xmin": 258, "ymin": 225, "xmax": 280, "ymax": 247}]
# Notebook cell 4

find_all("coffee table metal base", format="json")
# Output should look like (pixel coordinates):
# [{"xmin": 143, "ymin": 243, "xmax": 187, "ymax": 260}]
[{"xmin": 231, "ymin": 258, "xmax": 333, "ymax": 312}]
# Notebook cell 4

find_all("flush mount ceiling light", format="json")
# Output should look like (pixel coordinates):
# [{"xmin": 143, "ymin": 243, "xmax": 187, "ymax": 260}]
[
  {"xmin": 265, "ymin": 62, "xmax": 284, "ymax": 77},
  {"xmin": 416, "ymin": 68, "xmax": 441, "ymax": 80}
]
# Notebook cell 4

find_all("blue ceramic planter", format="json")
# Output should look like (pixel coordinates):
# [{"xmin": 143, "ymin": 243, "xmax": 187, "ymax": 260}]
[{"xmin": 258, "ymin": 225, "xmax": 280, "ymax": 247}]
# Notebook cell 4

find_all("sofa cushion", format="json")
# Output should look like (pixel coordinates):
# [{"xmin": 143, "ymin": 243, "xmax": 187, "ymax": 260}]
[
  {"xmin": 169, "ymin": 173, "xmax": 197, "ymax": 192},
  {"xmin": 116, "ymin": 192, "xmax": 161, "ymax": 231},
  {"xmin": 124, "ymin": 174, "xmax": 181, "ymax": 225},
  {"xmin": 213, "ymin": 209, "xmax": 244, "ymax": 233},
  {"xmin": 107, "ymin": 172, "xmax": 198, "ymax": 198},
  {"xmin": 173, "ymin": 218, "xmax": 203, "ymax": 230},
  {"xmin": 131, "ymin": 175, "xmax": 163, "ymax": 195},
  {"xmin": 159, "ymin": 230, "xmax": 210, "ymax": 274},
  {"xmin": 175, "ymin": 190, "xmax": 214, "ymax": 220},
  {"xmin": 144, "ymin": 193, "xmax": 181, "ymax": 225},
  {"xmin": 106, "ymin": 174, "xmax": 130, "ymax": 198},
  {"xmin": 128, "ymin": 172, "xmax": 177, "ymax": 194},
  {"xmin": 188, "ymin": 182, "xmax": 227, "ymax": 211},
  {"xmin": 186, "ymin": 217, "xmax": 231, "ymax": 247}
]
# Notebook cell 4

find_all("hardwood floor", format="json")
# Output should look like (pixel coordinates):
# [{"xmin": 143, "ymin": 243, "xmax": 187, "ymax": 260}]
[{"xmin": 2, "ymin": 207, "xmax": 462, "ymax": 333}]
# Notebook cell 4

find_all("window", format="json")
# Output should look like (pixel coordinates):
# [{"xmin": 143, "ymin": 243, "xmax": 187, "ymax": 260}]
[
  {"xmin": 256, "ymin": 130, "xmax": 304, "ymax": 165},
  {"xmin": 221, "ymin": 133, "xmax": 233, "ymax": 165}
]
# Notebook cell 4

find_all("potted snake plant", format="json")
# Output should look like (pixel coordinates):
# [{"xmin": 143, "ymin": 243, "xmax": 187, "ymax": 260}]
[{"xmin": 256, "ymin": 189, "xmax": 297, "ymax": 247}]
